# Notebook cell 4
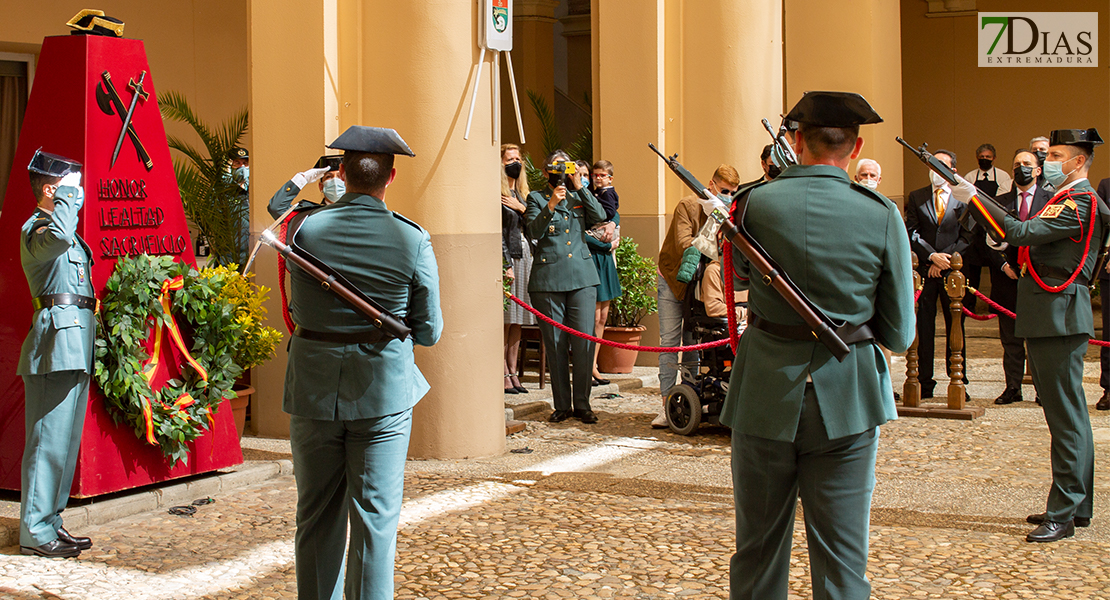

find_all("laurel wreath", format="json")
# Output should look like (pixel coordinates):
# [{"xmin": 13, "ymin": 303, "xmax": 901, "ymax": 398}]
[{"xmin": 94, "ymin": 255, "xmax": 243, "ymax": 466}]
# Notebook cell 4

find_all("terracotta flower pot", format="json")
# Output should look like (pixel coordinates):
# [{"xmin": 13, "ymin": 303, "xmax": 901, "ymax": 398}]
[
  {"xmin": 230, "ymin": 384, "xmax": 254, "ymax": 439},
  {"xmin": 596, "ymin": 325, "xmax": 646, "ymax": 374}
]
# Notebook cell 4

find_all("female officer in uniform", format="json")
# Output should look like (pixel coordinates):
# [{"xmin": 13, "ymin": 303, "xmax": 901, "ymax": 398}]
[{"xmin": 524, "ymin": 150, "xmax": 608, "ymax": 423}]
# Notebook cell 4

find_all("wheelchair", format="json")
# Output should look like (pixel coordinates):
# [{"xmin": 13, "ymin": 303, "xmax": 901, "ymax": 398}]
[{"xmin": 665, "ymin": 258, "xmax": 738, "ymax": 435}]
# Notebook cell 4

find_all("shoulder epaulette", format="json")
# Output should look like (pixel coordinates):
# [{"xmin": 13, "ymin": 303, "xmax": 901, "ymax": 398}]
[
  {"xmin": 25, "ymin": 215, "xmax": 50, "ymax": 243},
  {"xmin": 292, "ymin": 199, "xmax": 325, "ymax": 213},
  {"xmin": 392, "ymin": 211, "xmax": 424, "ymax": 232}
]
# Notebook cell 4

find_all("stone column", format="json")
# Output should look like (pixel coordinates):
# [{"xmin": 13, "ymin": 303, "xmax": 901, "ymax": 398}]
[
  {"xmin": 349, "ymin": 1, "xmax": 505, "ymax": 459},
  {"xmin": 594, "ymin": 0, "xmax": 783, "ymax": 359},
  {"xmin": 785, "ymin": 0, "xmax": 904, "ymax": 205},
  {"xmin": 245, "ymin": 0, "xmax": 327, "ymax": 438}
]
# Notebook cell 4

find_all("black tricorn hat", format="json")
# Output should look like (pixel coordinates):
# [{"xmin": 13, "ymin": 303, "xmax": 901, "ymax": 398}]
[
  {"xmin": 231, "ymin": 147, "xmax": 249, "ymax": 160},
  {"xmin": 27, "ymin": 148, "xmax": 82, "ymax": 177},
  {"xmin": 314, "ymin": 155, "xmax": 343, "ymax": 171},
  {"xmin": 784, "ymin": 91, "xmax": 883, "ymax": 127},
  {"xmin": 327, "ymin": 126, "xmax": 415, "ymax": 157},
  {"xmin": 66, "ymin": 9, "xmax": 125, "ymax": 37},
  {"xmin": 1049, "ymin": 128, "xmax": 1103, "ymax": 149}
]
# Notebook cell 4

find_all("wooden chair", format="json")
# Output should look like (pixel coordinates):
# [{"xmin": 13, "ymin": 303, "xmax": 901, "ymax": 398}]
[{"xmin": 516, "ymin": 325, "xmax": 547, "ymax": 389}]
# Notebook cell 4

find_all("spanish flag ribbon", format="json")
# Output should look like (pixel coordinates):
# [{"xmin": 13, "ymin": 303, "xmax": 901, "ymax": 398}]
[
  {"xmin": 141, "ymin": 397, "xmax": 156, "ymax": 445},
  {"xmin": 970, "ymin": 195, "xmax": 1005, "ymax": 241},
  {"xmin": 142, "ymin": 276, "xmax": 209, "ymax": 384}
]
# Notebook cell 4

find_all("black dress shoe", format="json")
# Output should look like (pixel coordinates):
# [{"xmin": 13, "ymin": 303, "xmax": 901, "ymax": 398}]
[
  {"xmin": 1027, "ymin": 512, "xmax": 1090, "ymax": 528},
  {"xmin": 1026, "ymin": 520, "xmax": 1075, "ymax": 542},
  {"xmin": 593, "ymin": 377, "xmax": 610, "ymax": 386},
  {"xmin": 994, "ymin": 389, "xmax": 1022, "ymax": 405},
  {"xmin": 513, "ymin": 385, "xmax": 528, "ymax": 394},
  {"xmin": 574, "ymin": 409, "xmax": 598, "ymax": 424},
  {"xmin": 20, "ymin": 539, "xmax": 81, "ymax": 558},
  {"xmin": 549, "ymin": 410, "xmax": 572, "ymax": 423},
  {"xmin": 504, "ymin": 386, "xmax": 520, "ymax": 395},
  {"xmin": 1098, "ymin": 391, "xmax": 1110, "ymax": 411},
  {"xmin": 57, "ymin": 527, "xmax": 92, "ymax": 550}
]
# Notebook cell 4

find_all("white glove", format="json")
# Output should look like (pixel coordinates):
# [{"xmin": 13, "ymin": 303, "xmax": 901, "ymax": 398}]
[
  {"xmin": 700, "ymin": 195, "xmax": 729, "ymax": 217},
  {"xmin": 291, "ymin": 166, "xmax": 331, "ymax": 189},
  {"xmin": 691, "ymin": 234, "xmax": 718, "ymax": 261},
  {"xmin": 59, "ymin": 172, "xmax": 82, "ymax": 188},
  {"xmin": 949, "ymin": 173, "xmax": 977, "ymax": 204}
]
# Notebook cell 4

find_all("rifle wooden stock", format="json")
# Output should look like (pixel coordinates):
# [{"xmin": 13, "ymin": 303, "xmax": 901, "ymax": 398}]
[
  {"xmin": 715, "ymin": 218, "xmax": 850, "ymax": 360},
  {"xmin": 263, "ymin": 233, "xmax": 412, "ymax": 341}
]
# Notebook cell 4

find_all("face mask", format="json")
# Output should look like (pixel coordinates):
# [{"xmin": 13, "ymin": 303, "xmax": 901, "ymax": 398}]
[
  {"xmin": 861, "ymin": 179, "xmax": 879, "ymax": 190},
  {"xmin": 1034, "ymin": 150, "xmax": 1047, "ymax": 166},
  {"xmin": 717, "ymin": 193, "xmax": 733, "ymax": 205},
  {"xmin": 767, "ymin": 163, "xmax": 782, "ymax": 179},
  {"xmin": 929, "ymin": 170, "xmax": 949, "ymax": 188},
  {"xmin": 1013, "ymin": 165, "xmax": 1035, "ymax": 187},
  {"xmin": 1042, "ymin": 156, "xmax": 1078, "ymax": 188},
  {"xmin": 977, "ymin": 158, "xmax": 993, "ymax": 172},
  {"xmin": 504, "ymin": 161, "xmax": 522, "ymax": 179},
  {"xmin": 234, "ymin": 165, "xmax": 249, "ymax": 188},
  {"xmin": 322, "ymin": 177, "xmax": 345, "ymax": 203}
]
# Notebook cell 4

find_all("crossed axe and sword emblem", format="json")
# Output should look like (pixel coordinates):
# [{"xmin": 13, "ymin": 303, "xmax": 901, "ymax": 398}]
[{"xmin": 96, "ymin": 70, "xmax": 153, "ymax": 171}]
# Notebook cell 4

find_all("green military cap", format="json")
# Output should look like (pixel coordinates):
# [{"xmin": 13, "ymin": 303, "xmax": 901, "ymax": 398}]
[
  {"xmin": 313, "ymin": 155, "xmax": 343, "ymax": 171},
  {"xmin": 784, "ymin": 91, "xmax": 883, "ymax": 127},
  {"xmin": 66, "ymin": 9, "xmax": 125, "ymax": 37},
  {"xmin": 231, "ymin": 147, "xmax": 249, "ymax": 160},
  {"xmin": 28, "ymin": 148, "xmax": 81, "ymax": 177},
  {"xmin": 1049, "ymin": 128, "xmax": 1103, "ymax": 151},
  {"xmin": 328, "ymin": 126, "xmax": 415, "ymax": 157}
]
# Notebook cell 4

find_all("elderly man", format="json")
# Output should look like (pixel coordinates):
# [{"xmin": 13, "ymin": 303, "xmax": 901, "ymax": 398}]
[{"xmin": 854, "ymin": 158, "xmax": 881, "ymax": 190}]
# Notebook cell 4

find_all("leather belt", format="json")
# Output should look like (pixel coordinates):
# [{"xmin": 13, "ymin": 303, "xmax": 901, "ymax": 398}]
[
  {"xmin": 293, "ymin": 326, "xmax": 388, "ymax": 344},
  {"xmin": 1033, "ymin": 263, "xmax": 1087, "ymax": 287},
  {"xmin": 748, "ymin": 313, "xmax": 874, "ymax": 345},
  {"xmin": 32, "ymin": 294, "xmax": 96, "ymax": 311}
]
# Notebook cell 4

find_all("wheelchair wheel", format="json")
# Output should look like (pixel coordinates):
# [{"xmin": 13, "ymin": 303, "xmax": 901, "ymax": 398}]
[{"xmin": 666, "ymin": 384, "xmax": 702, "ymax": 436}]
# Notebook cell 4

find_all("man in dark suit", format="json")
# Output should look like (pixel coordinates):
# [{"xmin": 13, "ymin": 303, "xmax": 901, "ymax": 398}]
[
  {"xmin": 1097, "ymin": 176, "xmax": 1110, "ymax": 410},
  {"xmin": 988, "ymin": 150, "xmax": 1052, "ymax": 404},
  {"xmin": 905, "ymin": 149, "xmax": 970, "ymax": 398}
]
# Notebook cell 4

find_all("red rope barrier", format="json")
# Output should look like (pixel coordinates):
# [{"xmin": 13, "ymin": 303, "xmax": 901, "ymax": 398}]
[
  {"xmin": 506, "ymin": 293, "xmax": 731, "ymax": 352},
  {"xmin": 962, "ymin": 306, "xmax": 997, "ymax": 321},
  {"xmin": 965, "ymin": 286, "xmax": 1015, "ymax": 319}
]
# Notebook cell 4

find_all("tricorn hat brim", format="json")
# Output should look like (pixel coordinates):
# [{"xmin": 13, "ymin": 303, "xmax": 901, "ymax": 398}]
[
  {"xmin": 784, "ymin": 91, "xmax": 882, "ymax": 127},
  {"xmin": 327, "ymin": 126, "xmax": 415, "ymax": 157}
]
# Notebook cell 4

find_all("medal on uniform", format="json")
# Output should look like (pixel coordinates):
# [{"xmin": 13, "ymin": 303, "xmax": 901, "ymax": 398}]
[
  {"xmin": 549, "ymin": 224, "xmax": 556, "ymax": 234},
  {"xmin": 78, "ymin": 264, "xmax": 86, "ymax": 284}
]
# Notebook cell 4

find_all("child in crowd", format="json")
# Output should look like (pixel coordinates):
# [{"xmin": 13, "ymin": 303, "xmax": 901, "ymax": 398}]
[{"xmin": 590, "ymin": 160, "xmax": 619, "ymax": 222}]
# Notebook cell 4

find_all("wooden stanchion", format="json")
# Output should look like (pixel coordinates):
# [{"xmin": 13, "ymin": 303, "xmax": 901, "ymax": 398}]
[
  {"xmin": 902, "ymin": 254, "xmax": 922, "ymax": 408},
  {"xmin": 898, "ymin": 252, "xmax": 984, "ymax": 420}
]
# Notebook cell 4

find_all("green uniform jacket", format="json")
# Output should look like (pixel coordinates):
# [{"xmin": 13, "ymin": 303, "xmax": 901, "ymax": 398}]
[
  {"xmin": 283, "ymin": 192, "xmax": 443, "ymax": 420},
  {"xmin": 18, "ymin": 184, "xmax": 96, "ymax": 375},
  {"xmin": 268, "ymin": 179, "xmax": 324, "ymax": 219},
  {"xmin": 524, "ymin": 186, "xmax": 607, "ymax": 293},
  {"xmin": 721, "ymin": 165, "xmax": 915, "ymax": 442},
  {"xmin": 1006, "ymin": 179, "xmax": 1104, "ymax": 339}
]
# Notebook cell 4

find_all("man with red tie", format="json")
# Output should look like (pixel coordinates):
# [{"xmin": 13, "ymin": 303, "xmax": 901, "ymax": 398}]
[
  {"xmin": 988, "ymin": 150, "xmax": 1052, "ymax": 404},
  {"xmin": 904, "ymin": 149, "xmax": 970, "ymax": 399}
]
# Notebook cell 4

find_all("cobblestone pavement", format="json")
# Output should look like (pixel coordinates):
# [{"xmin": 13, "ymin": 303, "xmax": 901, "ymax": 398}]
[{"xmin": 2, "ymin": 356, "xmax": 1110, "ymax": 599}]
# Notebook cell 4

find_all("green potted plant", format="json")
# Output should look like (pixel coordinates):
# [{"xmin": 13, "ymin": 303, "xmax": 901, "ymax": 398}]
[
  {"xmin": 159, "ymin": 91, "xmax": 250, "ymax": 272},
  {"xmin": 199, "ymin": 264, "xmax": 282, "ymax": 438},
  {"xmin": 597, "ymin": 236, "xmax": 658, "ymax": 373}
]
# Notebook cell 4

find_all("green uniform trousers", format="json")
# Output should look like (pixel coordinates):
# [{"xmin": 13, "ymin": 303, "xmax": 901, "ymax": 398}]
[
  {"xmin": 1027, "ymin": 334, "xmax": 1094, "ymax": 522},
  {"xmin": 730, "ymin": 386, "xmax": 877, "ymax": 600},
  {"xmin": 532, "ymin": 287, "xmax": 597, "ymax": 412},
  {"xmin": 290, "ymin": 409, "xmax": 413, "ymax": 600},
  {"xmin": 20, "ymin": 371, "xmax": 89, "ymax": 547}
]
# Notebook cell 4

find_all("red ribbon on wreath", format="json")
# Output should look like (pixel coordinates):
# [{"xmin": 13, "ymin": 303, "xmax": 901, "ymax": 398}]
[{"xmin": 137, "ymin": 276, "xmax": 210, "ymax": 445}]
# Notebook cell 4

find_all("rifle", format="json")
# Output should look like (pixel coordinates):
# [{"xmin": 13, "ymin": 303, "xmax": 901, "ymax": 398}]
[
  {"xmin": 259, "ymin": 229, "xmax": 412, "ymax": 341},
  {"xmin": 896, "ymin": 137, "xmax": 1015, "ymax": 237},
  {"xmin": 762, "ymin": 118, "xmax": 798, "ymax": 170},
  {"xmin": 648, "ymin": 143, "xmax": 852, "ymax": 361}
]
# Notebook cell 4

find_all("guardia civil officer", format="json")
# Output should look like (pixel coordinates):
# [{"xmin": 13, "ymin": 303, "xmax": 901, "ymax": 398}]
[
  {"xmin": 18, "ymin": 150, "xmax": 96, "ymax": 558},
  {"xmin": 722, "ymin": 92, "xmax": 914, "ymax": 599},
  {"xmin": 229, "ymin": 146, "xmax": 250, "ymax": 266},
  {"xmin": 282, "ymin": 126, "xmax": 442, "ymax": 599},
  {"xmin": 524, "ymin": 151, "xmax": 607, "ymax": 423},
  {"xmin": 958, "ymin": 128, "xmax": 1106, "ymax": 543}
]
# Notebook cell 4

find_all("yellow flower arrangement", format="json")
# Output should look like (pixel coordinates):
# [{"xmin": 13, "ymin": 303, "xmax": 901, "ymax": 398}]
[{"xmin": 200, "ymin": 265, "xmax": 283, "ymax": 370}]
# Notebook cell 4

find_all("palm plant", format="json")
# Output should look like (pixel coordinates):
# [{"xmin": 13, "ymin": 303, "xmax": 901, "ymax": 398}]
[
  {"xmin": 524, "ymin": 89, "xmax": 592, "ymax": 191},
  {"xmin": 159, "ymin": 91, "xmax": 249, "ymax": 272}
]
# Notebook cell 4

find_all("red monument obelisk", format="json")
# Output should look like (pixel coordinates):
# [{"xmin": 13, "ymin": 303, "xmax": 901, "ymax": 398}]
[{"xmin": 0, "ymin": 34, "xmax": 243, "ymax": 497}]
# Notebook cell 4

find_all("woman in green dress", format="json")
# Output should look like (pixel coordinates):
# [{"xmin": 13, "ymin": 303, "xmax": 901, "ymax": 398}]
[{"xmin": 582, "ymin": 160, "xmax": 622, "ymax": 385}]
